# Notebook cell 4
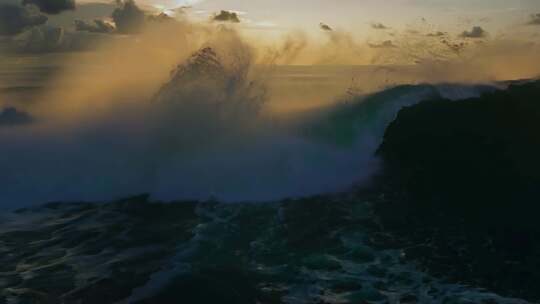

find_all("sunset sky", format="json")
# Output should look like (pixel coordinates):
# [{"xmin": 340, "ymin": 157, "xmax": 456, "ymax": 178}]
[
  {"xmin": 72, "ymin": 0, "xmax": 540, "ymax": 37},
  {"xmin": 3, "ymin": 0, "xmax": 540, "ymax": 67},
  {"xmin": 154, "ymin": 0, "xmax": 536, "ymax": 33}
]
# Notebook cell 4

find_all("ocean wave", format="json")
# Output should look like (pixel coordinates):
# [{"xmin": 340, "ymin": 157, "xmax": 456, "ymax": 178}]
[{"xmin": 0, "ymin": 48, "xmax": 501, "ymax": 208}]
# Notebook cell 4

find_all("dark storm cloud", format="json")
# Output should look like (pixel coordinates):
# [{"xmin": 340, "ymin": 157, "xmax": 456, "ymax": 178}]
[
  {"xmin": 212, "ymin": 10, "xmax": 240, "ymax": 23},
  {"xmin": 460, "ymin": 26, "xmax": 487, "ymax": 38},
  {"xmin": 368, "ymin": 40, "xmax": 397, "ymax": 48},
  {"xmin": 528, "ymin": 13, "xmax": 540, "ymax": 25},
  {"xmin": 22, "ymin": 0, "xmax": 75, "ymax": 15},
  {"xmin": 0, "ymin": 107, "xmax": 34, "ymax": 126},
  {"xmin": 0, "ymin": 4, "xmax": 48, "ymax": 36},
  {"xmin": 371, "ymin": 22, "xmax": 389, "ymax": 30},
  {"xmin": 319, "ymin": 22, "xmax": 332, "ymax": 31},
  {"xmin": 112, "ymin": 0, "xmax": 145, "ymax": 34},
  {"xmin": 74, "ymin": 19, "xmax": 114, "ymax": 33}
]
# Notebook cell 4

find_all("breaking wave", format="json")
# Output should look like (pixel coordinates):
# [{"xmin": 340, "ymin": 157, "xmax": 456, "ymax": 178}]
[{"xmin": 0, "ymin": 47, "xmax": 501, "ymax": 208}]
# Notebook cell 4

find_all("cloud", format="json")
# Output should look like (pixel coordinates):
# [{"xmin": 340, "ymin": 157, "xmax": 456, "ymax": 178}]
[
  {"xmin": 78, "ymin": 5, "xmax": 177, "ymax": 35},
  {"xmin": 528, "ymin": 13, "xmax": 540, "ymax": 25},
  {"xmin": 0, "ymin": 4, "xmax": 48, "ymax": 36},
  {"xmin": 212, "ymin": 10, "xmax": 240, "ymax": 23},
  {"xmin": 371, "ymin": 22, "xmax": 389, "ymax": 30},
  {"xmin": 22, "ymin": 0, "xmax": 75, "ymax": 15},
  {"xmin": 75, "ymin": 19, "xmax": 114, "ymax": 33},
  {"xmin": 112, "ymin": 0, "xmax": 145, "ymax": 34},
  {"xmin": 14, "ymin": 25, "xmax": 65, "ymax": 53},
  {"xmin": 7, "ymin": 24, "xmax": 111, "ymax": 53},
  {"xmin": 0, "ymin": 107, "xmax": 34, "ymax": 126},
  {"xmin": 427, "ymin": 31, "xmax": 446, "ymax": 37},
  {"xmin": 147, "ymin": 12, "xmax": 176, "ymax": 23},
  {"xmin": 460, "ymin": 26, "xmax": 487, "ymax": 38},
  {"xmin": 319, "ymin": 22, "xmax": 332, "ymax": 31},
  {"xmin": 369, "ymin": 40, "xmax": 397, "ymax": 48}
]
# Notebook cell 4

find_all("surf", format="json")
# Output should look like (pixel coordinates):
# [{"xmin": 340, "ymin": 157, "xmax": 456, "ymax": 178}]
[{"xmin": 0, "ymin": 47, "xmax": 503, "ymax": 209}]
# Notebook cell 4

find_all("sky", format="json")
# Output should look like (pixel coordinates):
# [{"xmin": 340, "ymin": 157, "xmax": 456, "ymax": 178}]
[
  {"xmin": 2, "ymin": 0, "xmax": 539, "ymax": 67},
  {"xmin": 102, "ymin": 0, "xmax": 540, "ymax": 35}
]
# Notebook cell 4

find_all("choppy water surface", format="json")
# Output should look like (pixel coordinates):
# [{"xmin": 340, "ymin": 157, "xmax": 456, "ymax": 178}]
[{"xmin": 0, "ymin": 196, "xmax": 531, "ymax": 303}]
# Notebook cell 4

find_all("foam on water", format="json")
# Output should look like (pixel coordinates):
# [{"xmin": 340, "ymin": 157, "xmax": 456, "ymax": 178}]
[{"xmin": 0, "ymin": 197, "xmax": 531, "ymax": 303}]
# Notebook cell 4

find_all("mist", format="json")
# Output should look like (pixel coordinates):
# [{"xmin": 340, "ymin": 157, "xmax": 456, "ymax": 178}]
[
  {"xmin": 1, "ymin": 16, "xmax": 539, "ymax": 209},
  {"xmin": 0, "ymin": 21, "xmax": 381, "ymax": 208}
]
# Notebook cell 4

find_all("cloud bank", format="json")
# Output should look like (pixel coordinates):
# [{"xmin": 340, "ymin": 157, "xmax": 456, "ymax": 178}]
[
  {"xmin": 0, "ymin": 4, "xmax": 48, "ymax": 36},
  {"xmin": 22, "ymin": 0, "xmax": 75, "ymax": 15}
]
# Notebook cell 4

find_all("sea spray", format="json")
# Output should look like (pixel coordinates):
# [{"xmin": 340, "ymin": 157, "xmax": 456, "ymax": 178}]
[{"xmin": 0, "ymin": 45, "xmax": 501, "ymax": 208}]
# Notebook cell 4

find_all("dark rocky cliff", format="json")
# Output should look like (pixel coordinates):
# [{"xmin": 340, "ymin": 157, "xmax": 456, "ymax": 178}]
[{"xmin": 376, "ymin": 80, "xmax": 540, "ymax": 301}]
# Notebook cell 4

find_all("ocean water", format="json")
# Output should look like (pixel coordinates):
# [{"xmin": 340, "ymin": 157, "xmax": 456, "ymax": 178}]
[
  {"xmin": 0, "ymin": 53, "xmax": 500, "ymax": 209},
  {"xmin": 0, "ymin": 52, "xmax": 535, "ymax": 304},
  {"xmin": 0, "ymin": 195, "xmax": 532, "ymax": 303}
]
